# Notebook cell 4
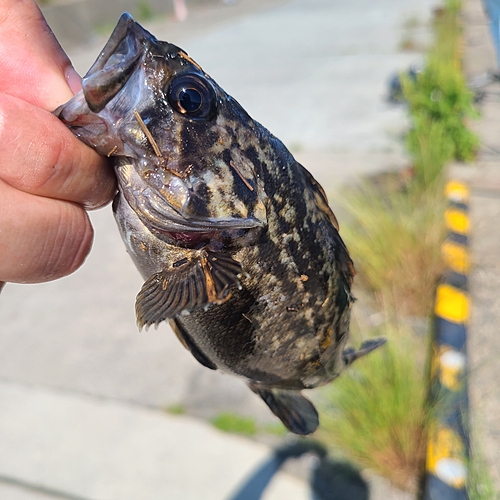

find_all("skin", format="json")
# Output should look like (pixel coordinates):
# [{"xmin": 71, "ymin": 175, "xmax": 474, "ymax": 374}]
[{"xmin": 0, "ymin": 0, "xmax": 116, "ymax": 284}]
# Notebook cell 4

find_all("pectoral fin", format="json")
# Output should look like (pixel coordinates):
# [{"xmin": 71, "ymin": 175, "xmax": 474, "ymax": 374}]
[
  {"xmin": 249, "ymin": 383, "xmax": 319, "ymax": 436},
  {"xmin": 136, "ymin": 250, "xmax": 246, "ymax": 329},
  {"xmin": 342, "ymin": 337, "xmax": 386, "ymax": 367}
]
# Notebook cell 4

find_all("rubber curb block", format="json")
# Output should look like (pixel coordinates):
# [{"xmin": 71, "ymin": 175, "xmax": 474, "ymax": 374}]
[{"xmin": 423, "ymin": 180, "xmax": 470, "ymax": 500}]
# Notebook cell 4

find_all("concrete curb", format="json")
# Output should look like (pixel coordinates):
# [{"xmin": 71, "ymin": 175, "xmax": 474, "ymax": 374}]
[{"xmin": 423, "ymin": 180, "xmax": 471, "ymax": 500}]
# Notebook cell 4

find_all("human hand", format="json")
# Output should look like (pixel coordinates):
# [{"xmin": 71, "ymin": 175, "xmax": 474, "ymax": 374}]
[{"xmin": 0, "ymin": 0, "xmax": 116, "ymax": 284}]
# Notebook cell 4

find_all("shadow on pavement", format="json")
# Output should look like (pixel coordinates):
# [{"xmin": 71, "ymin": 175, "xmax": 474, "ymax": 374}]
[{"xmin": 228, "ymin": 440, "xmax": 368, "ymax": 500}]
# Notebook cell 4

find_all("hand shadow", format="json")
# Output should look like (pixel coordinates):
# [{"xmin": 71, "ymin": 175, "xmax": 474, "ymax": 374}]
[{"xmin": 228, "ymin": 439, "xmax": 368, "ymax": 500}]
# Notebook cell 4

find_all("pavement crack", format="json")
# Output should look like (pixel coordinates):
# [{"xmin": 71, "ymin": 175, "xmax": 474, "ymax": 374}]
[{"xmin": 0, "ymin": 474, "xmax": 92, "ymax": 500}]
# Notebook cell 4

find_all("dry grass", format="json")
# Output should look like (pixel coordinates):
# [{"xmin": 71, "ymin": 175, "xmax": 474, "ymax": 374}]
[
  {"xmin": 340, "ymin": 179, "xmax": 447, "ymax": 317},
  {"xmin": 315, "ymin": 0, "xmax": 477, "ymax": 492},
  {"xmin": 317, "ymin": 321, "xmax": 429, "ymax": 492}
]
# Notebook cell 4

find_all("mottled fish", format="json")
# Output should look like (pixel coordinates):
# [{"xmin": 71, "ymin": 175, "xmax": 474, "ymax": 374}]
[{"xmin": 56, "ymin": 14, "xmax": 385, "ymax": 435}]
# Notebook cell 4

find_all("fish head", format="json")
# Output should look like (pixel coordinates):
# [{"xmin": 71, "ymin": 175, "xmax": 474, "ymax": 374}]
[{"xmin": 56, "ymin": 13, "xmax": 267, "ymax": 235}]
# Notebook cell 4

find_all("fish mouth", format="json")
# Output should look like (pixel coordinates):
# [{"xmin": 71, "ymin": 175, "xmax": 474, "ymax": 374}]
[
  {"xmin": 121, "ymin": 182, "xmax": 265, "ymax": 241},
  {"xmin": 117, "ymin": 162, "xmax": 266, "ymax": 236},
  {"xmin": 81, "ymin": 13, "xmax": 153, "ymax": 113},
  {"xmin": 85, "ymin": 13, "xmax": 139, "ymax": 75},
  {"xmin": 138, "ymin": 198, "xmax": 264, "ymax": 248},
  {"xmin": 142, "ymin": 194, "xmax": 265, "ymax": 233}
]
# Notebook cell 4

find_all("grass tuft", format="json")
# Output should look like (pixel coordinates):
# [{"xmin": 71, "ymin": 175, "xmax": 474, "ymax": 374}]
[
  {"xmin": 316, "ymin": 0, "xmax": 478, "ymax": 492},
  {"xmin": 317, "ymin": 323, "xmax": 428, "ymax": 492},
  {"xmin": 340, "ymin": 180, "xmax": 447, "ymax": 317}
]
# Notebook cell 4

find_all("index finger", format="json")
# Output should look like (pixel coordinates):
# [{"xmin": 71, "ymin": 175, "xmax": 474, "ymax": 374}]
[{"xmin": 0, "ymin": 93, "xmax": 115, "ymax": 210}]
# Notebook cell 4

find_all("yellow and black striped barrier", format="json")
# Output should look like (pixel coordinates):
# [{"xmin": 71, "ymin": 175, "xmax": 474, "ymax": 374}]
[{"xmin": 423, "ymin": 181, "xmax": 470, "ymax": 500}]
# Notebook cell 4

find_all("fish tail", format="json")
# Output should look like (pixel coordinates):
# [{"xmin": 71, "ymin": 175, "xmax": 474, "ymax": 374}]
[{"xmin": 249, "ymin": 383, "xmax": 319, "ymax": 436}]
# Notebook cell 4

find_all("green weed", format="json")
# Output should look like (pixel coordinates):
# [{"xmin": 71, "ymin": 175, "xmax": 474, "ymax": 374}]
[
  {"xmin": 315, "ymin": 0, "xmax": 478, "ymax": 493},
  {"xmin": 402, "ymin": 0, "xmax": 479, "ymax": 189},
  {"xmin": 166, "ymin": 404, "xmax": 186, "ymax": 415},
  {"xmin": 261, "ymin": 422, "xmax": 288, "ymax": 437},
  {"xmin": 137, "ymin": 0, "xmax": 154, "ymax": 21},
  {"xmin": 211, "ymin": 412, "xmax": 257, "ymax": 436},
  {"xmin": 467, "ymin": 433, "xmax": 498, "ymax": 500}
]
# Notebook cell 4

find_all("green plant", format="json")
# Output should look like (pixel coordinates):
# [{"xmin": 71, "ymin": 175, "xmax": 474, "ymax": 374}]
[
  {"xmin": 316, "ymin": 323, "xmax": 429, "ymax": 492},
  {"xmin": 211, "ymin": 412, "xmax": 257, "ymax": 436},
  {"xmin": 314, "ymin": 0, "xmax": 479, "ymax": 493},
  {"xmin": 405, "ymin": 114, "xmax": 455, "ymax": 187},
  {"xmin": 262, "ymin": 422, "xmax": 288, "ymax": 437},
  {"xmin": 468, "ymin": 455, "xmax": 498, "ymax": 500},
  {"xmin": 467, "ymin": 435, "xmax": 498, "ymax": 500},
  {"xmin": 402, "ymin": 0, "xmax": 479, "ymax": 189},
  {"xmin": 137, "ymin": 0, "xmax": 154, "ymax": 21},
  {"xmin": 166, "ymin": 404, "xmax": 185, "ymax": 415}
]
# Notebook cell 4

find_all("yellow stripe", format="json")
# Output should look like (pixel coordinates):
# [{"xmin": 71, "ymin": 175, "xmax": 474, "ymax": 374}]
[
  {"xmin": 445, "ymin": 181, "xmax": 469, "ymax": 204},
  {"xmin": 435, "ymin": 284, "xmax": 468, "ymax": 323},
  {"xmin": 445, "ymin": 209, "xmax": 469, "ymax": 235},
  {"xmin": 426, "ymin": 424, "xmax": 467, "ymax": 488},
  {"xmin": 441, "ymin": 241, "xmax": 470, "ymax": 274}
]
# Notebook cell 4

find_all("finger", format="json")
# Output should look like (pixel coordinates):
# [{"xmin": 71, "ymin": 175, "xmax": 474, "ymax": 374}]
[
  {"xmin": 0, "ymin": 93, "xmax": 116, "ymax": 210},
  {"xmin": 0, "ymin": 0, "xmax": 80, "ymax": 110},
  {"xmin": 0, "ymin": 179, "xmax": 93, "ymax": 284}
]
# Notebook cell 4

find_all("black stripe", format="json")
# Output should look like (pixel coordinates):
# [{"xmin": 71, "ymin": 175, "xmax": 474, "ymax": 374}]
[
  {"xmin": 424, "ymin": 472, "xmax": 468, "ymax": 499},
  {"xmin": 446, "ymin": 232, "xmax": 468, "ymax": 246},
  {"xmin": 448, "ymin": 200, "xmax": 468, "ymax": 211},
  {"xmin": 434, "ymin": 317, "xmax": 467, "ymax": 350},
  {"xmin": 442, "ymin": 271, "xmax": 468, "ymax": 291}
]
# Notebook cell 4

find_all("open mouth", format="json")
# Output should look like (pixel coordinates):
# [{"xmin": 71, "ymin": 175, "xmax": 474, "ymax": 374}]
[{"xmin": 163, "ymin": 230, "xmax": 216, "ymax": 246}]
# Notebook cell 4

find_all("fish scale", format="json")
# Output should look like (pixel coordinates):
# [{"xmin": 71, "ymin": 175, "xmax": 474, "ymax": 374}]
[{"xmin": 55, "ymin": 13, "xmax": 385, "ymax": 435}]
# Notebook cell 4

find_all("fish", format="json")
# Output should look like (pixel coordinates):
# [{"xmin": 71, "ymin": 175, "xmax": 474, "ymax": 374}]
[{"xmin": 55, "ymin": 13, "xmax": 385, "ymax": 435}]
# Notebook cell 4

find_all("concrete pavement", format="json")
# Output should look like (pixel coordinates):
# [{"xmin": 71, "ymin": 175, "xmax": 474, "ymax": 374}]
[
  {"xmin": 461, "ymin": 0, "xmax": 500, "ymax": 489},
  {"xmin": 0, "ymin": 381, "xmax": 309, "ymax": 500},
  {"xmin": 0, "ymin": 0, "xmax": 435, "ymax": 498}
]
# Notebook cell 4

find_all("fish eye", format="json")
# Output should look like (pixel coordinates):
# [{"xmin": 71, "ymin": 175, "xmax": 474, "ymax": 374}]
[{"xmin": 167, "ymin": 73, "xmax": 216, "ymax": 121}]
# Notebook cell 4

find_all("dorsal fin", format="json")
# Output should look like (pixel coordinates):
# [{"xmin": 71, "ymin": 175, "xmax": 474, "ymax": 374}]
[{"xmin": 297, "ymin": 162, "xmax": 355, "ymax": 285}]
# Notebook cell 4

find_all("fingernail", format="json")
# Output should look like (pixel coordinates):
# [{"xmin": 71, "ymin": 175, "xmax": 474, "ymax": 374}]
[{"xmin": 65, "ymin": 66, "xmax": 82, "ymax": 94}]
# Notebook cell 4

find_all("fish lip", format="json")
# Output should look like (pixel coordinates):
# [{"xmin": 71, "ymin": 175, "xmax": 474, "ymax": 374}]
[
  {"xmin": 84, "ymin": 13, "xmax": 144, "ymax": 77},
  {"xmin": 117, "ymin": 166, "xmax": 266, "ymax": 234},
  {"xmin": 120, "ymin": 184, "xmax": 265, "ymax": 234},
  {"xmin": 143, "ymin": 211, "xmax": 265, "ymax": 234}
]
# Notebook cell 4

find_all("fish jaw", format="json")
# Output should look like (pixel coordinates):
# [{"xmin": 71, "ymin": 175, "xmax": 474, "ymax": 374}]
[{"xmin": 114, "ymin": 157, "xmax": 266, "ymax": 239}]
